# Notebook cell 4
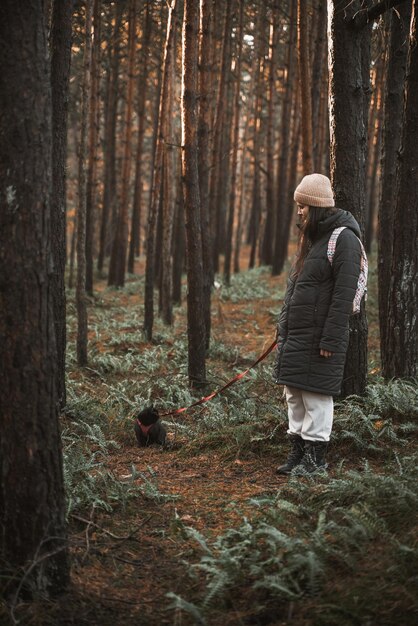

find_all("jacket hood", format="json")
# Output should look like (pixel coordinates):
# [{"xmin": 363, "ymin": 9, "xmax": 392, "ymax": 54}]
[{"xmin": 318, "ymin": 208, "xmax": 361, "ymax": 238}]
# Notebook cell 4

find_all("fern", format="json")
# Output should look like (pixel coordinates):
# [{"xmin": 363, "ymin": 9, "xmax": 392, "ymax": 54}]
[
  {"xmin": 215, "ymin": 266, "xmax": 271, "ymax": 303},
  {"xmin": 333, "ymin": 394, "xmax": 414, "ymax": 452},
  {"xmin": 364, "ymin": 379, "xmax": 418, "ymax": 418},
  {"xmin": 166, "ymin": 593, "xmax": 206, "ymax": 625},
  {"xmin": 172, "ymin": 454, "xmax": 418, "ymax": 620}
]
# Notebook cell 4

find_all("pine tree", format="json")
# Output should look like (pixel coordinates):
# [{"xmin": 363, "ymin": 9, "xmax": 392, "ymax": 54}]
[
  {"xmin": 0, "ymin": 0, "xmax": 69, "ymax": 594},
  {"xmin": 182, "ymin": 0, "xmax": 207, "ymax": 386}
]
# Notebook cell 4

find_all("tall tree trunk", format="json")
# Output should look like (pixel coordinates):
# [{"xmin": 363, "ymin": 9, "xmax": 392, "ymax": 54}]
[
  {"xmin": 317, "ymin": 61, "xmax": 330, "ymax": 174},
  {"xmin": 365, "ymin": 113, "xmax": 382, "ymax": 252},
  {"xmin": 172, "ymin": 163, "xmax": 186, "ymax": 305},
  {"xmin": 198, "ymin": 0, "xmax": 214, "ymax": 348},
  {"xmin": 233, "ymin": 115, "xmax": 249, "ymax": 274},
  {"xmin": 217, "ymin": 64, "xmax": 234, "ymax": 259},
  {"xmin": 311, "ymin": 0, "xmax": 327, "ymax": 167},
  {"xmin": 297, "ymin": 0, "xmax": 314, "ymax": 173},
  {"xmin": 77, "ymin": 0, "xmax": 93, "ymax": 367},
  {"xmin": 365, "ymin": 58, "xmax": 384, "ymax": 252},
  {"xmin": 144, "ymin": 0, "xmax": 166, "ymax": 265},
  {"xmin": 85, "ymin": 0, "xmax": 101, "ymax": 295},
  {"xmin": 69, "ymin": 214, "xmax": 76, "ymax": 289},
  {"xmin": 248, "ymin": 1, "xmax": 267, "ymax": 269},
  {"xmin": 98, "ymin": 3, "xmax": 122, "ymax": 273},
  {"xmin": 209, "ymin": 0, "xmax": 232, "ymax": 274},
  {"xmin": 287, "ymin": 110, "xmax": 302, "ymax": 225},
  {"xmin": 128, "ymin": 0, "xmax": 152, "ymax": 272},
  {"xmin": 0, "ymin": 0, "xmax": 69, "ymax": 593},
  {"xmin": 108, "ymin": 0, "xmax": 137, "ymax": 287},
  {"xmin": 224, "ymin": 0, "xmax": 244, "ymax": 283},
  {"xmin": 260, "ymin": 2, "xmax": 279, "ymax": 267},
  {"xmin": 385, "ymin": 0, "xmax": 418, "ymax": 378},
  {"xmin": 272, "ymin": 0, "xmax": 297, "ymax": 276},
  {"xmin": 155, "ymin": 175, "xmax": 164, "ymax": 287},
  {"xmin": 379, "ymin": 2, "xmax": 412, "ymax": 377},
  {"xmin": 144, "ymin": 0, "xmax": 177, "ymax": 340},
  {"xmin": 328, "ymin": 0, "xmax": 371, "ymax": 397},
  {"xmin": 182, "ymin": 0, "xmax": 206, "ymax": 387},
  {"xmin": 160, "ymin": 26, "xmax": 177, "ymax": 325},
  {"xmin": 279, "ymin": 88, "xmax": 302, "ymax": 271},
  {"xmin": 68, "ymin": 112, "xmax": 78, "ymax": 289},
  {"xmin": 51, "ymin": 0, "xmax": 73, "ymax": 409}
]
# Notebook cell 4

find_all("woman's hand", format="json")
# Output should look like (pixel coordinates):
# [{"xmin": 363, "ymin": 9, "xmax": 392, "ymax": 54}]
[{"xmin": 320, "ymin": 349, "xmax": 333, "ymax": 358}]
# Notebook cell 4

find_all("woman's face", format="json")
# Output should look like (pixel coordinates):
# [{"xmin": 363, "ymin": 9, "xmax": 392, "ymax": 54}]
[{"xmin": 297, "ymin": 203, "xmax": 309, "ymax": 225}]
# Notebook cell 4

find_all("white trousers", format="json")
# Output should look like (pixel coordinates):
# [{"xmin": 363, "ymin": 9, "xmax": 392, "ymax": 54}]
[{"xmin": 284, "ymin": 386, "xmax": 333, "ymax": 442}]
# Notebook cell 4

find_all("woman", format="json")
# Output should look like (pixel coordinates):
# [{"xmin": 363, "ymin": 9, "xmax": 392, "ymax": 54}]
[{"xmin": 274, "ymin": 173, "xmax": 363, "ymax": 475}]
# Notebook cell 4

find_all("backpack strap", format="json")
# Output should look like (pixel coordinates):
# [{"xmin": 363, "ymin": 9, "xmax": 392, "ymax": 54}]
[
  {"xmin": 354, "ymin": 240, "xmax": 369, "ymax": 310},
  {"xmin": 327, "ymin": 226, "xmax": 346, "ymax": 265},
  {"xmin": 327, "ymin": 226, "xmax": 369, "ymax": 314}
]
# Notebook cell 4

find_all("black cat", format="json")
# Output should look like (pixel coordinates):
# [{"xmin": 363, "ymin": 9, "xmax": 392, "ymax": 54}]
[{"xmin": 134, "ymin": 406, "xmax": 167, "ymax": 447}]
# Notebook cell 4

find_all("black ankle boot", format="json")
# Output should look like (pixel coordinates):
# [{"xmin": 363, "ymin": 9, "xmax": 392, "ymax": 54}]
[
  {"xmin": 292, "ymin": 440, "xmax": 328, "ymax": 475},
  {"xmin": 276, "ymin": 434, "xmax": 305, "ymax": 474}
]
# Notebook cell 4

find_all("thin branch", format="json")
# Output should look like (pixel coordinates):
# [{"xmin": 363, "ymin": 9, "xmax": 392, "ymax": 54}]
[
  {"xmin": 350, "ymin": 0, "xmax": 407, "ymax": 29},
  {"xmin": 70, "ymin": 513, "xmax": 151, "ymax": 540}
]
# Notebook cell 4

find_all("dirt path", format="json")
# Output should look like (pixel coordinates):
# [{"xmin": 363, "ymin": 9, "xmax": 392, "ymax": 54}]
[
  {"xmin": 62, "ymin": 250, "xmax": 289, "ymax": 623},
  {"xmin": 62, "ymin": 443, "xmax": 288, "ymax": 626}
]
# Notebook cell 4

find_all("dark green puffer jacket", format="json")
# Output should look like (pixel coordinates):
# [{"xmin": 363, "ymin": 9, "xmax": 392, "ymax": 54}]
[{"xmin": 274, "ymin": 209, "xmax": 362, "ymax": 396}]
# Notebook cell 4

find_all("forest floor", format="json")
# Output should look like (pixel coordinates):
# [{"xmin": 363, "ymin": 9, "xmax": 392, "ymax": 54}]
[{"xmin": 2, "ymin": 249, "xmax": 417, "ymax": 626}]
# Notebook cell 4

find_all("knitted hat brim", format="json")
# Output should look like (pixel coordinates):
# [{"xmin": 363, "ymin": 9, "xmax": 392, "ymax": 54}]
[{"xmin": 294, "ymin": 190, "xmax": 335, "ymax": 208}]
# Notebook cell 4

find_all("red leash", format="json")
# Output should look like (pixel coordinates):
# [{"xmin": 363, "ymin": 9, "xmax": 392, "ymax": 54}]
[{"xmin": 160, "ymin": 338, "xmax": 278, "ymax": 418}]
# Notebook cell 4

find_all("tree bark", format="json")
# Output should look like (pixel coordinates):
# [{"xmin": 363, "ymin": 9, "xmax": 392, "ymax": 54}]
[
  {"xmin": 98, "ymin": 3, "xmax": 122, "ymax": 273},
  {"xmin": 198, "ymin": 0, "xmax": 214, "ymax": 348},
  {"xmin": 218, "ymin": 59, "xmax": 234, "ymax": 261},
  {"xmin": 224, "ymin": 0, "xmax": 244, "ymax": 282},
  {"xmin": 108, "ymin": 0, "xmax": 137, "ymax": 287},
  {"xmin": 209, "ymin": 0, "xmax": 233, "ymax": 274},
  {"xmin": 365, "ymin": 57, "xmax": 384, "ymax": 252},
  {"xmin": 143, "ymin": 0, "xmax": 177, "ymax": 340},
  {"xmin": 182, "ymin": 0, "xmax": 206, "ymax": 387},
  {"xmin": 317, "ymin": 59, "xmax": 330, "ymax": 174},
  {"xmin": 69, "ymin": 214, "xmax": 76, "ymax": 289},
  {"xmin": 379, "ymin": 2, "xmax": 412, "ymax": 377},
  {"xmin": 297, "ymin": 0, "xmax": 314, "ymax": 173},
  {"xmin": 281, "ymin": 89, "xmax": 302, "ymax": 270},
  {"xmin": 85, "ymin": 0, "xmax": 101, "ymax": 295},
  {"xmin": 51, "ymin": 0, "xmax": 73, "ymax": 409},
  {"xmin": 76, "ymin": 0, "xmax": 93, "ymax": 367},
  {"xmin": 385, "ymin": 0, "xmax": 418, "ymax": 378},
  {"xmin": 172, "ymin": 163, "xmax": 186, "ymax": 305},
  {"xmin": 155, "ymin": 176, "xmax": 164, "ymax": 288},
  {"xmin": 311, "ymin": 0, "xmax": 327, "ymax": 167},
  {"xmin": 272, "ymin": 0, "xmax": 297, "ymax": 276},
  {"xmin": 233, "ymin": 115, "xmax": 249, "ymax": 274},
  {"xmin": 328, "ymin": 0, "xmax": 371, "ymax": 397},
  {"xmin": 260, "ymin": 2, "xmax": 279, "ymax": 268},
  {"xmin": 160, "ymin": 24, "xmax": 177, "ymax": 325},
  {"xmin": 248, "ymin": 1, "xmax": 267, "ymax": 269},
  {"xmin": 144, "ymin": 0, "xmax": 166, "ymax": 264},
  {"xmin": 128, "ymin": 0, "xmax": 152, "ymax": 272},
  {"xmin": 0, "ymin": 0, "xmax": 69, "ymax": 593}
]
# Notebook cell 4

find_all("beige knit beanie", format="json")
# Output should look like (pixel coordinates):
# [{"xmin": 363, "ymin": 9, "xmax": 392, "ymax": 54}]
[{"xmin": 294, "ymin": 173, "xmax": 335, "ymax": 208}]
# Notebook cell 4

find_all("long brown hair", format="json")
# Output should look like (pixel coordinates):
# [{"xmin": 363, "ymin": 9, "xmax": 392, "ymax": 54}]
[{"xmin": 294, "ymin": 206, "xmax": 337, "ymax": 275}]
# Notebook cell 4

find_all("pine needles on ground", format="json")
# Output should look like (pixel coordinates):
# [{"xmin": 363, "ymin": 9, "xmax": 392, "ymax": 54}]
[{"xmin": 60, "ymin": 268, "xmax": 418, "ymax": 625}]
